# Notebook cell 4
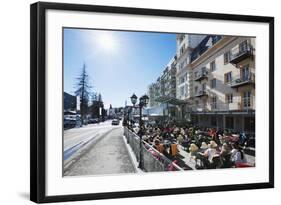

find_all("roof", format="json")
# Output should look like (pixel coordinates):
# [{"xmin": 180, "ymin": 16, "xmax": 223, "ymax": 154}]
[{"xmin": 190, "ymin": 35, "xmax": 222, "ymax": 63}]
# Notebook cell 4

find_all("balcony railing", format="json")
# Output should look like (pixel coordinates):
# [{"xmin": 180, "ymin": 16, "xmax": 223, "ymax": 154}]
[
  {"xmin": 194, "ymin": 71, "xmax": 208, "ymax": 81},
  {"xmin": 229, "ymin": 42, "xmax": 253, "ymax": 64},
  {"xmin": 230, "ymin": 72, "xmax": 255, "ymax": 88},
  {"xmin": 194, "ymin": 90, "xmax": 208, "ymax": 97},
  {"xmin": 187, "ymin": 96, "xmax": 255, "ymax": 113}
]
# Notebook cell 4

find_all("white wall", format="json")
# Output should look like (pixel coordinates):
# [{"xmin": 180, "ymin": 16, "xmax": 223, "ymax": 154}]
[{"xmin": 0, "ymin": 0, "xmax": 279, "ymax": 205}]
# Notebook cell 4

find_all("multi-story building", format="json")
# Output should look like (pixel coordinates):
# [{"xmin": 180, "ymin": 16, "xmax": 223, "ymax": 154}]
[
  {"xmin": 175, "ymin": 34, "xmax": 206, "ymax": 119},
  {"xmin": 148, "ymin": 56, "xmax": 177, "ymax": 106},
  {"xmin": 162, "ymin": 57, "xmax": 177, "ymax": 98},
  {"xmin": 147, "ymin": 34, "xmax": 255, "ymax": 134},
  {"xmin": 148, "ymin": 78, "xmax": 161, "ymax": 107},
  {"xmin": 189, "ymin": 35, "xmax": 255, "ymax": 134},
  {"xmin": 176, "ymin": 34, "xmax": 206, "ymax": 100},
  {"xmin": 147, "ymin": 56, "xmax": 177, "ymax": 118}
]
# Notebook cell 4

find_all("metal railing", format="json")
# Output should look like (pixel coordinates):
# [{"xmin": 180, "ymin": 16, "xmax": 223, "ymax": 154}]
[
  {"xmin": 229, "ymin": 41, "xmax": 253, "ymax": 64},
  {"xmin": 194, "ymin": 71, "xmax": 208, "ymax": 81},
  {"xmin": 124, "ymin": 127, "xmax": 184, "ymax": 172},
  {"xmin": 194, "ymin": 90, "xmax": 208, "ymax": 97},
  {"xmin": 230, "ymin": 72, "xmax": 255, "ymax": 87},
  {"xmin": 188, "ymin": 96, "xmax": 255, "ymax": 112}
]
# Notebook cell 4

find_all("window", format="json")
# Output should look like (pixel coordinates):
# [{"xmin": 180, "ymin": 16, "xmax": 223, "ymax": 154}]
[
  {"xmin": 201, "ymin": 67, "xmax": 207, "ymax": 74},
  {"xmin": 202, "ymin": 83, "xmax": 206, "ymax": 91},
  {"xmin": 243, "ymin": 91, "xmax": 251, "ymax": 107},
  {"xmin": 224, "ymin": 51, "xmax": 231, "ymax": 64},
  {"xmin": 194, "ymin": 71, "xmax": 198, "ymax": 78},
  {"xmin": 178, "ymin": 35, "xmax": 185, "ymax": 43},
  {"xmin": 180, "ymin": 86, "xmax": 185, "ymax": 96},
  {"xmin": 210, "ymin": 60, "xmax": 216, "ymax": 71},
  {"xmin": 239, "ymin": 40, "xmax": 248, "ymax": 52},
  {"xmin": 180, "ymin": 44, "xmax": 186, "ymax": 55},
  {"xmin": 182, "ymin": 61, "xmax": 186, "ymax": 68},
  {"xmin": 210, "ymin": 78, "xmax": 216, "ymax": 88},
  {"xmin": 179, "ymin": 75, "xmax": 186, "ymax": 84},
  {"xmin": 241, "ymin": 64, "xmax": 250, "ymax": 81},
  {"xmin": 179, "ymin": 63, "xmax": 183, "ymax": 70},
  {"xmin": 244, "ymin": 117, "xmax": 255, "ymax": 132},
  {"xmin": 225, "ymin": 93, "xmax": 233, "ymax": 103},
  {"xmin": 224, "ymin": 72, "xmax": 232, "ymax": 83},
  {"xmin": 194, "ymin": 86, "xmax": 198, "ymax": 94},
  {"xmin": 225, "ymin": 117, "xmax": 234, "ymax": 129},
  {"xmin": 211, "ymin": 96, "xmax": 217, "ymax": 109},
  {"xmin": 178, "ymin": 60, "xmax": 186, "ymax": 71}
]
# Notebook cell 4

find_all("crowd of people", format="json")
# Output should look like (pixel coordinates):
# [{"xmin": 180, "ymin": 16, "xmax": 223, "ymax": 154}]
[{"xmin": 127, "ymin": 121, "xmax": 255, "ymax": 170}]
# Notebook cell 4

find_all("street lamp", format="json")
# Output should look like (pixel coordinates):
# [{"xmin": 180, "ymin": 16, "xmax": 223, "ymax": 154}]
[
  {"xmin": 130, "ymin": 93, "xmax": 138, "ymax": 127},
  {"xmin": 130, "ymin": 93, "xmax": 149, "ymax": 170},
  {"xmin": 130, "ymin": 93, "xmax": 138, "ymax": 106}
]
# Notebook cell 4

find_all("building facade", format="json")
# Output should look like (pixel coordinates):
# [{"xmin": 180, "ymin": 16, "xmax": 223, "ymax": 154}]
[
  {"xmin": 147, "ymin": 34, "xmax": 255, "ymax": 134},
  {"xmin": 175, "ymin": 34, "xmax": 206, "ymax": 101},
  {"xmin": 148, "ymin": 56, "xmax": 177, "ymax": 106},
  {"xmin": 189, "ymin": 36, "xmax": 255, "ymax": 134},
  {"xmin": 175, "ymin": 34, "xmax": 206, "ymax": 120},
  {"xmin": 147, "ymin": 56, "xmax": 178, "ymax": 119}
]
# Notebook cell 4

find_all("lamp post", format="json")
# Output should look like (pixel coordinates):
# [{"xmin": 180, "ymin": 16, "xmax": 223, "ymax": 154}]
[
  {"xmin": 130, "ymin": 93, "xmax": 149, "ymax": 169},
  {"xmin": 130, "ymin": 93, "xmax": 137, "ymax": 129}
]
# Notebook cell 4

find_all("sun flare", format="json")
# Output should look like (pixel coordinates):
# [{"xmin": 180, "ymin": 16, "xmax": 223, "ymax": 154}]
[{"xmin": 96, "ymin": 32, "xmax": 117, "ymax": 51}]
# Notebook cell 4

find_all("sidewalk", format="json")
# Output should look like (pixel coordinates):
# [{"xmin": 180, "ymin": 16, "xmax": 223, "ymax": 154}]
[{"xmin": 64, "ymin": 126, "xmax": 136, "ymax": 176}]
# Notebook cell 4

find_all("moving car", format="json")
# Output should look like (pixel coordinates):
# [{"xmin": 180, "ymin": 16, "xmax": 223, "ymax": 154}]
[{"xmin": 111, "ymin": 119, "xmax": 120, "ymax": 125}]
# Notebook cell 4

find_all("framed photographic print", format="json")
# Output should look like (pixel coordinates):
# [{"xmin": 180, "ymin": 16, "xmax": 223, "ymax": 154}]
[{"xmin": 30, "ymin": 1, "xmax": 274, "ymax": 203}]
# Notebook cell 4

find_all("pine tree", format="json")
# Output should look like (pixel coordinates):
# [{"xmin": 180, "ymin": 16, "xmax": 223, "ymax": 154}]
[{"xmin": 74, "ymin": 63, "xmax": 91, "ymax": 125}]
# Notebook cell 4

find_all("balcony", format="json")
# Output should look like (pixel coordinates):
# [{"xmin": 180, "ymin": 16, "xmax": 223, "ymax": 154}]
[
  {"xmin": 194, "ymin": 71, "xmax": 208, "ymax": 81},
  {"xmin": 209, "ymin": 102, "xmax": 240, "ymax": 111},
  {"xmin": 229, "ymin": 43, "xmax": 253, "ymax": 65},
  {"xmin": 230, "ymin": 73, "xmax": 255, "ymax": 88},
  {"xmin": 188, "ymin": 97, "xmax": 254, "ymax": 113},
  {"xmin": 189, "ymin": 105, "xmax": 206, "ymax": 112},
  {"xmin": 194, "ymin": 90, "xmax": 208, "ymax": 98}
]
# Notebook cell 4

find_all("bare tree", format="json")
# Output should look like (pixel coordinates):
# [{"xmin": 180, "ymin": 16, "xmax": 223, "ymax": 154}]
[{"xmin": 75, "ymin": 63, "xmax": 91, "ymax": 125}]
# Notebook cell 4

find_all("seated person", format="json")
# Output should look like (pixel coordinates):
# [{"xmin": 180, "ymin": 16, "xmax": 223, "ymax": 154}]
[
  {"xmin": 199, "ymin": 141, "xmax": 208, "ymax": 153},
  {"xmin": 203, "ymin": 141, "xmax": 218, "ymax": 163},
  {"xmin": 230, "ymin": 142, "xmax": 246, "ymax": 165},
  {"xmin": 219, "ymin": 143, "xmax": 233, "ymax": 168}
]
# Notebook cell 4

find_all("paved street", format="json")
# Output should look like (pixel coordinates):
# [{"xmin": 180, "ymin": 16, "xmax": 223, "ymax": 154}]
[{"xmin": 63, "ymin": 120, "xmax": 136, "ymax": 176}]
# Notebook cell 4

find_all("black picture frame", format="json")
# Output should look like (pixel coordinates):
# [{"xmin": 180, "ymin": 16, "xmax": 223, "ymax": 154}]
[{"xmin": 30, "ymin": 1, "xmax": 274, "ymax": 203}]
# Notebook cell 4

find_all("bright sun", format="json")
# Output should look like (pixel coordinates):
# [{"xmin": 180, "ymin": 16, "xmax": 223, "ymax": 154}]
[{"xmin": 97, "ymin": 33, "xmax": 117, "ymax": 52}]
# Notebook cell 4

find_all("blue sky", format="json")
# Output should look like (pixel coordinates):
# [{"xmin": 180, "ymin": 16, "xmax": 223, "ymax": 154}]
[{"xmin": 64, "ymin": 28, "xmax": 176, "ymax": 109}]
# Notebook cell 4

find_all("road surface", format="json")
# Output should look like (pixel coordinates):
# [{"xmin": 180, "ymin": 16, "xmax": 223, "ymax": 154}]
[{"xmin": 63, "ymin": 120, "xmax": 136, "ymax": 176}]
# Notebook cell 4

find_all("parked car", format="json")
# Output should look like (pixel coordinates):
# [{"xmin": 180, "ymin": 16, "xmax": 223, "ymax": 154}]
[
  {"xmin": 111, "ymin": 119, "xmax": 120, "ymax": 125},
  {"xmin": 89, "ymin": 118, "xmax": 99, "ymax": 124}
]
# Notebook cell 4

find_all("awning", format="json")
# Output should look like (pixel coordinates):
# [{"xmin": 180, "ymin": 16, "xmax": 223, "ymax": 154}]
[{"xmin": 155, "ymin": 95, "xmax": 188, "ymax": 105}]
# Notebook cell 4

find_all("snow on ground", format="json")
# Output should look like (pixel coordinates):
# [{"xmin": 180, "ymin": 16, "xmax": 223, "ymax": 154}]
[
  {"xmin": 64, "ymin": 120, "xmax": 113, "ymax": 151},
  {"xmin": 64, "ymin": 123, "xmax": 136, "ymax": 176}
]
